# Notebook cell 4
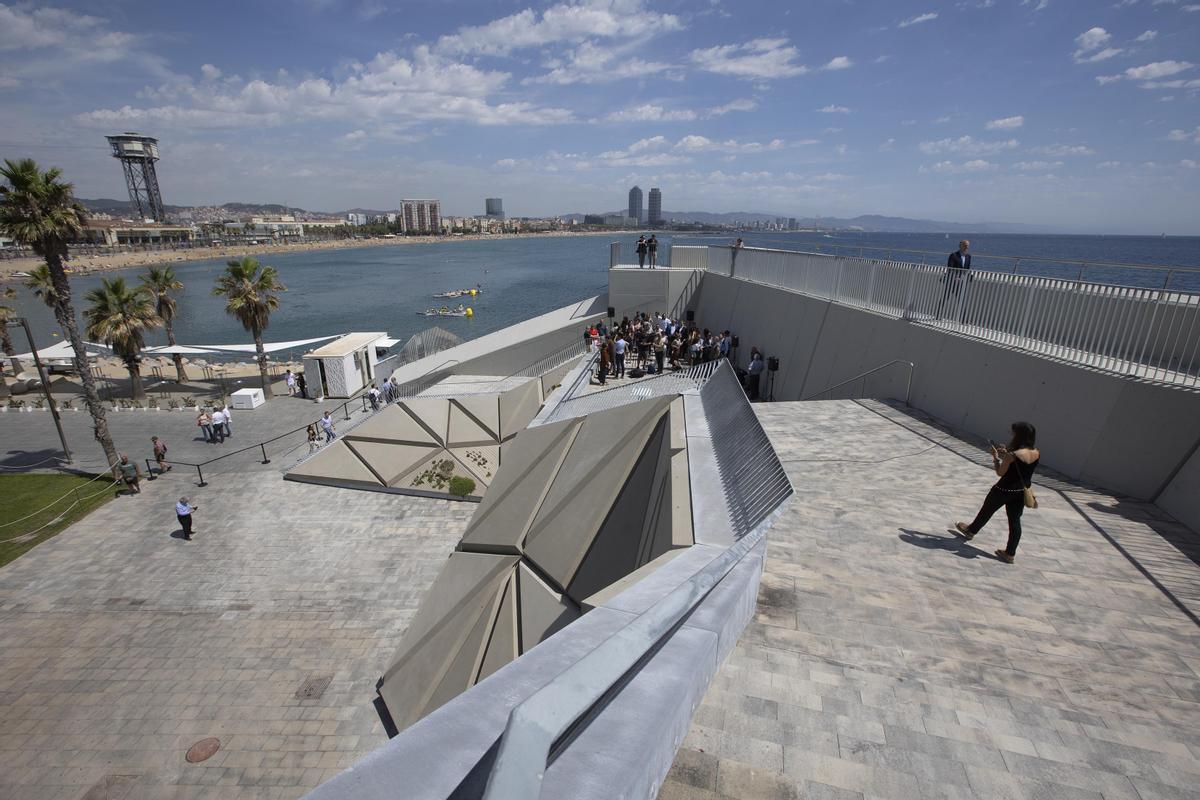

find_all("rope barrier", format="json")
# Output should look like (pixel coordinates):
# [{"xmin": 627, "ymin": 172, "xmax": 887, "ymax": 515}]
[{"xmin": 0, "ymin": 461, "xmax": 119, "ymax": 529}]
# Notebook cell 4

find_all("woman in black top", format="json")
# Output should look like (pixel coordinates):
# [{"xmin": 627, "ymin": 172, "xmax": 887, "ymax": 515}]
[{"xmin": 956, "ymin": 421, "xmax": 1040, "ymax": 564}]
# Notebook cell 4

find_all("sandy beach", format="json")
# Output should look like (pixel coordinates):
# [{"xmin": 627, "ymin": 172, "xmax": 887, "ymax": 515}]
[{"xmin": 0, "ymin": 230, "xmax": 617, "ymax": 279}]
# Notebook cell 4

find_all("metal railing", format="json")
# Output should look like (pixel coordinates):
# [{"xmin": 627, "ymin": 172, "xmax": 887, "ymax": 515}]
[
  {"xmin": 541, "ymin": 357, "xmax": 723, "ymax": 423},
  {"xmin": 706, "ymin": 246, "xmax": 1200, "ymax": 390},
  {"xmin": 482, "ymin": 363, "xmax": 791, "ymax": 798},
  {"xmin": 504, "ymin": 338, "xmax": 590, "ymax": 380},
  {"xmin": 801, "ymin": 360, "xmax": 915, "ymax": 404},
  {"xmin": 374, "ymin": 327, "xmax": 463, "ymax": 382}
]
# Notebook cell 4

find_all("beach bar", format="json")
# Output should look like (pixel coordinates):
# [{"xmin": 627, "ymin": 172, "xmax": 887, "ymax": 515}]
[{"xmin": 302, "ymin": 332, "xmax": 388, "ymax": 400}]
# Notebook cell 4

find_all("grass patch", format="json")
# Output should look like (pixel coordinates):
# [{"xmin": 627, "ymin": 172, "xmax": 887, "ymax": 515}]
[{"xmin": 0, "ymin": 472, "xmax": 117, "ymax": 567}]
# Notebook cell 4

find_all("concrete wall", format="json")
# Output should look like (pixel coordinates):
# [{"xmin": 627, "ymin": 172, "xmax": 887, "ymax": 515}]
[
  {"xmin": 690, "ymin": 272, "xmax": 1200, "ymax": 507},
  {"xmin": 1157, "ymin": 442, "xmax": 1200, "ymax": 533},
  {"xmin": 608, "ymin": 268, "xmax": 702, "ymax": 320}
]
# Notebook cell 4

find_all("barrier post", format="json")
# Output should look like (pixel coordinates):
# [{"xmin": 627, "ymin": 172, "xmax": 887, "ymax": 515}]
[
  {"xmin": 342, "ymin": 402, "xmax": 351, "ymax": 421},
  {"xmin": 196, "ymin": 465, "xmax": 207, "ymax": 487},
  {"xmin": 260, "ymin": 443, "xmax": 271, "ymax": 465},
  {"xmin": 146, "ymin": 459, "xmax": 157, "ymax": 480}
]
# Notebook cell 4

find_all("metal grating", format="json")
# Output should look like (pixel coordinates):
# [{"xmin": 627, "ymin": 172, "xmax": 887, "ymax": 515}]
[
  {"xmin": 542, "ymin": 359, "xmax": 724, "ymax": 423},
  {"xmin": 295, "ymin": 674, "xmax": 333, "ymax": 700},
  {"xmin": 699, "ymin": 362, "xmax": 794, "ymax": 539}
]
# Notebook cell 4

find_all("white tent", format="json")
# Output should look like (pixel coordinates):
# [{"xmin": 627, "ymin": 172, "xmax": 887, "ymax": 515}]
[
  {"xmin": 12, "ymin": 340, "xmax": 109, "ymax": 363},
  {"xmin": 143, "ymin": 344, "xmax": 220, "ymax": 355},
  {"xmin": 148, "ymin": 335, "xmax": 340, "ymax": 355}
]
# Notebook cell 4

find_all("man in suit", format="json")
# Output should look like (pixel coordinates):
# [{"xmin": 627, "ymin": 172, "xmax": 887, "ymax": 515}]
[{"xmin": 939, "ymin": 239, "xmax": 972, "ymax": 320}]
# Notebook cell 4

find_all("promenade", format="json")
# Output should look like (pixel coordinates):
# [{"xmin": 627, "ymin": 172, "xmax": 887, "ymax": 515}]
[{"xmin": 662, "ymin": 400, "xmax": 1200, "ymax": 800}]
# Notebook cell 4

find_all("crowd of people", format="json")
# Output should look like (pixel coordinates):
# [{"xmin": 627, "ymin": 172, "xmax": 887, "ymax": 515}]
[{"xmin": 582, "ymin": 311, "xmax": 769, "ymax": 400}]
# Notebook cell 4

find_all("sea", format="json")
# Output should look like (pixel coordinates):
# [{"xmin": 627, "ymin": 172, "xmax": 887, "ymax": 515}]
[{"xmin": 9, "ymin": 231, "xmax": 1200, "ymax": 357}]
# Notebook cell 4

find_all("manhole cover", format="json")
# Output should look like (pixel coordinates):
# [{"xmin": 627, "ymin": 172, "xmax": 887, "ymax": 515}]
[
  {"xmin": 185, "ymin": 737, "xmax": 220, "ymax": 763},
  {"xmin": 295, "ymin": 674, "xmax": 333, "ymax": 700}
]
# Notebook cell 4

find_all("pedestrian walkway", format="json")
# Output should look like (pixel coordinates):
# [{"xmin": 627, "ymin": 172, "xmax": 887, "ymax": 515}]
[
  {"xmin": 661, "ymin": 399, "xmax": 1200, "ymax": 800},
  {"xmin": 0, "ymin": 466, "xmax": 473, "ymax": 799}
]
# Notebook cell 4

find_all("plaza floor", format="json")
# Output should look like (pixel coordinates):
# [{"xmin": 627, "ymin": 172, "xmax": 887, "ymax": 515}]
[{"xmin": 661, "ymin": 399, "xmax": 1200, "ymax": 800}]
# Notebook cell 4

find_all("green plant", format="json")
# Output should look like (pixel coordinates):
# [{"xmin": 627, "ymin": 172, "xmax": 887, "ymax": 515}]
[
  {"xmin": 448, "ymin": 476, "xmax": 476, "ymax": 497},
  {"xmin": 32, "ymin": 397, "xmax": 45, "ymax": 409},
  {"xmin": 168, "ymin": 399, "xmax": 180, "ymax": 410},
  {"xmin": 8, "ymin": 399, "xmax": 24, "ymax": 409},
  {"xmin": 181, "ymin": 395, "xmax": 195, "ymax": 407},
  {"xmin": 147, "ymin": 397, "xmax": 158, "ymax": 409},
  {"xmin": 60, "ymin": 399, "xmax": 72, "ymax": 410}
]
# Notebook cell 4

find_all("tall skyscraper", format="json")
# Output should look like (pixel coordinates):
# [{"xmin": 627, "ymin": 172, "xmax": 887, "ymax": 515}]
[
  {"xmin": 400, "ymin": 199, "xmax": 441, "ymax": 234},
  {"xmin": 628, "ymin": 186, "xmax": 643, "ymax": 224},
  {"xmin": 648, "ymin": 188, "xmax": 662, "ymax": 226},
  {"xmin": 485, "ymin": 198, "xmax": 505, "ymax": 219}
]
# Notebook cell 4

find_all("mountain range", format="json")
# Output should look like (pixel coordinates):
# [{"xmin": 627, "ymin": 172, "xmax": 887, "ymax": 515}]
[{"xmin": 77, "ymin": 198, "xmax": 1052, "ymax": 234}]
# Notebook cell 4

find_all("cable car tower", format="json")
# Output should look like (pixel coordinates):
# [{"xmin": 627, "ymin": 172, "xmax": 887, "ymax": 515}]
[{"xmin": 106, "ymin": 132, "xmax": 165, "ymax": 221}]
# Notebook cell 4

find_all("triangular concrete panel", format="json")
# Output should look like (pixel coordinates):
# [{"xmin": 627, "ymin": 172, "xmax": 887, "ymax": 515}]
[
  {"xmin": 347, "ymin": 404, "xmax": 438, "ymax": 446},
  {"xmin": 288, "ymin": 441, "xmax": 382, "ymax": 487},
  {"xmin": 498, "ymin": 379, "xmax": 542, "ymax": 440},
  {"xmin": 450, "ymin": 445, "xmax": 501, "ymax": 487},
  {"xmin": 477, "ymin": 573, "xmax": 518, "ymax": 681},
  {"xmin": 400, "ymin": 397, "xmax": 451, "ymax": 446},
  {"xmin": 447, "ymin": 402, "xmax": 497, "ymax": 446},
  {"xmin": 524, "ymin": 397, "xmax": 672, "ymax": 591},
  {"xmin": 345, "ymin": 440, "xmax": 438, "ymax": 487},
  {"xmin": 565, "ymin": 417, "xmax": 670, "ymax": 605},
  {"xmin": 379, "ymin": 552, "xmax": 518, "ymax": 730},
  {"xmin": 517, "ymin": 563, "xmax": 580, "ymax": 652},
  {"xmin": 454, "ymin": 395, "xmax": 501, "ymax": 441},
  {"xmin": 425, "ymin": 592, "xmax": 497, "ymax": 715},
  {"xmin": 459, "ymin": 419, "xmax": 581, "ymax": 555}
]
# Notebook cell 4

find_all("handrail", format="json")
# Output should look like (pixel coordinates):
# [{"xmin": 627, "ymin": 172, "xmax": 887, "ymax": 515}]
[
  {"xmin": 482, "ymin": 520, "xmax": 766, "ymax": 798},
  {"xmin": 801, "ymin": 359, "xmax": 915, "ymax": 404},
  {"xmin": 710, "ymin": 243, "xmax": 1200, "ymax": 277}
]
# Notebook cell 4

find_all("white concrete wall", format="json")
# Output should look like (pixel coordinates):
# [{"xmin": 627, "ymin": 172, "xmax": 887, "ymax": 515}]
[
  {"xmin": 1157, "ymin": 443, "xmax": 1200, "ymax": 532},
  {"xmin": 608, "ymin": 267, "xmax": 704, "ymax": 321},
  {"xmin": 691, "ymin": 272, "xmax": 1200, "ymax": 507}
]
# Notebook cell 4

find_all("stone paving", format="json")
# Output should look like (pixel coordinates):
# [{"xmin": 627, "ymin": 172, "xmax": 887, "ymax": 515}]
[
  {"xmin": 661, "ymin": 399, "xmax": 1200, "ymax": 800},
  {"xmin": 0, "ymin": 462, "xmax": 474, "ymax": 799}
]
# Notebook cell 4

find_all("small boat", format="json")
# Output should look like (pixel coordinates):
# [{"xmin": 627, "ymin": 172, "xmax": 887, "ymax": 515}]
[
  {"xmin": 12, "ymin": 270, "xmax": 31, "ymax": 278},
  {"xmin": 417, "ymin": 305, "xmax": 474, "ymax": 317},
  {"xmin": 434, "ymin": 290, "xmax": 465, "ymax": 298}
]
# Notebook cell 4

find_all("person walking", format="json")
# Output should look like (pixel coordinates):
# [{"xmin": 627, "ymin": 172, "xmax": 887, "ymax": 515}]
[
  {"xmin": 196, "ymin": 409, "xmax": 215, "ymax": 444},
  {"xmin": 297, "ymin": 372, "xmax": 309, "ymax": 399},
  {"xmin": 648, "ymin": 235, "xmax": 658, "ymax": 268},
  {"xmin": 939, "ymin": 239, "xmax": 972, "ymax": 321},
  {"xmin": 614, "ymin": 333, "xmax": 627, "ymax": 379},
  {"xmin": 210, "ymin": 407, "xmax": 226, "ymax": 444},
  {"xmin": 176, "ymin": 496, "xmax": 197, "ymax": 541},
  {"xmin": 389, "ymin": 376, "xmax": 400, "ymax": 401},
  {"xmin": 321, "ymin": 410, "xmax": 336, "ymax": 442},
  {"xmin": 286, "ymin": 369, "xmax": 296, "ymax": 396},
  {"xmin": 220, "ymin": 405, "xmax": 232, "ymax": 439},
  {"xmin": 636, "ymin": 236, "xmax": 648, "ymax": 269},
  {"xmin": 117, "ymin": 454, "xmax": 141, "ymax": 495},
  {"xmin": 955, "ymin": 422, "xmax": 1041, "ymax": 564},
  {"xmin": 368, "ymin": 384, "xmax": 381, "ymax": 411},
  {"xmin": 151, "ymin": 435, "xmax": 171, "ymax": 473},
  {"xmin": 306, "ymin": 424, "xmax": 321, "ymax": 453}
]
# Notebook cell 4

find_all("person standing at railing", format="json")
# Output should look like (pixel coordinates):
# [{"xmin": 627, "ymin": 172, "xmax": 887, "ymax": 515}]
[
  {"xmin": 648, "ymin": 235, "xmax": 659, "ymax": 269},
  {"xmin": 636, "ymin": 236, "xmax": 647, "ymax": 268},
  {"xmin": 321, "ymin": 410, "xmax": 337, "ymax": 442},
  {"xmin": 939, "ymin": 240, "xmax": 972, "ymax": 321}
]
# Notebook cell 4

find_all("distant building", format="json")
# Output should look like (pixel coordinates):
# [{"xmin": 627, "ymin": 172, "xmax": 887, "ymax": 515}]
[
  {"xmin": 485, "ymin": 198, "xmax": 505, "ymax": 219},
  {"xmin": 788, "ymin": 217, "xmax": 797, "ymax": 231},
  {"xmin": 400, "ymin": 199, "xmax": 442, "ymax": 234},
  {"xmin": 583, "ymin": 214, "xmax": 606, "ymax": 225},
  {"xmin": 648, "ymin": 188, "xmax": 662, "ymax": 226},
  {"xmin": 604, "ymin": 214, "xmax": 637, "ymax": 227},
  {"xmin": 346, "ymin": 213, "xmax": 367, "ymax": 226},
  {"xmin": 628, "ymin": 186, "xmax": 643, "ymax": 224}
]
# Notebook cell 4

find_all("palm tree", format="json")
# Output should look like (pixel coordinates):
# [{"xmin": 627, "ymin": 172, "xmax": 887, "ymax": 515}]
[
  {"xmin": 84, "ymin": 277, "xmax": 160, "ymax": 401},
  {"xmin": 213, "ymin": 256, "xmax": 286, "ymax": 399},
  {"xmin": 140, "ymin": 265, "xmax": 187, "ymax": 382},
  {"xmin": 0, "ymin": 159, "xmax": 119, "ymax": 469},
  {"xmin": 24, "ymin": 262, "xmax": 58, "ymax": 307},
  {"xmin": 0, "ymin": 286, "xmax": 18, "ymax": 399}
]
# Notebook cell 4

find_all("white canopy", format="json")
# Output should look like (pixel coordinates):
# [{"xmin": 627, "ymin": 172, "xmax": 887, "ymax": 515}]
[
  {"xmin": 144, "ymin": 335, "xmax": 339, "ymax": 356},
  {"xmin": 144, "ymin": 344, "xmax": 220, "ymax": 355},
  {"xmin": 376, "ymin": 337, "xmax": 401, "ymax": 349},
  {"xmin": 12, "ymin": 340, "xmax": 109, "ymax": 362}
]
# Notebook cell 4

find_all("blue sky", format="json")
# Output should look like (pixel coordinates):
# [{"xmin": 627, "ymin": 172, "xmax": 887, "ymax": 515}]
[{"xmin": 1, "ymin": 0, "xmax": 1199, "ymax": 233}]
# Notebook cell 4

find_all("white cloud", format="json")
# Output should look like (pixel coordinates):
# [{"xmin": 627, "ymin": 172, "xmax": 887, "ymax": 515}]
[
  {"xmin": 707, "ymin": 98, "xmax": 758, "ymax": 116},
  {"xmin": 898, "ymin": 12, "xmax": 938, "ymax": 27},
  {"xmin": 436, "ymin": 0, "xmax": 682, "ymax": 56},
  {"xmin": 1031, "ymin": 143, "xmax": 1096, "ymax": 156},
  {"xmin": 1167, "ymin": 126, "xmax": 1200, "ymax": 142},
  {"xmin": 822, "ymin": 56, "xmax": 854, "ymax": 71},
  {"xmin": 1139, "ymin": 78, "xmax": 1200, "ymax": 88},
  {"xmin": 690, "ymin": 38, "xmax": 808, "ymax": 79},
  {"xmin": 1022, "ymin": 0, "xmax": 1049, "ymax": 10},
  {"xmin": 919, "ymin": 135, "xmax": 1019, "ymax": 155},
  {"xmin": 603, "ymin": 104, "xmax": 697, "ymax": 122},
  {"xmin": 1182, "ymin": 159, "xmax": 1199, "ymax": 168},
  {"xmin": 818, "ymin": 104, "xmax": 851, "ymax": 113},
  {"xmin": 932, "ymin": 115, "xmax": 952, "ymax": 124},
  {"xmin": 929, "ymin": 159, "xmax": 998, "ymax": 173},
  {"xmin": 1097, "ymin": 161, "xmax": 1121, "ymax": 168},
  {"xmin": 673, "ymin": 135, "xmax": 787, "ymax": 153},
  {"xmin": 1073, "ymin": 28, "xmax": 1122, "ymax": 62},
  {"xmin": 1125, "ymin": 60, "xmax": 1194, "ymax": 79},
  {"xmin": 1135, "ymin": 30, "xmax": 1158, "ymax": 42},
  {"xmin": 1013, "ymin": 160, "xmax": 1063, "ymax": 170},
  {"xmin": 0, "ymin": 76, "xmax": 20, "ymax": 89},
  {"xmin": 524, "ymin": 41, "xmax": 675, "ymax": 85},
  {"xmin": 986, "ymin": 115, "xmax": 1025, "ymax": 130},
  {"xmin": 879, "ymin": 138, "xmax": 896, "ymax": 152},
  {"xmin": 199, "ymin": 63, "xmax": 222, "ymax": 81},
  {"xmin": 78, "ymin": 47, "xmax": 575, "ymax": 130}
]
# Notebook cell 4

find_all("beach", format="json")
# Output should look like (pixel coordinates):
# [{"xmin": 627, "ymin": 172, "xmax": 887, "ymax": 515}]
[{"xmin": 0, "ymin": 229, "xmax": 616, "ymax": 279}]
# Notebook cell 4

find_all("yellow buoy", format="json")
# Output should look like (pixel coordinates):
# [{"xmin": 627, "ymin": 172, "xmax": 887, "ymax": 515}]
[
  {"xmin": 470, "ymin": 289, "xmax": 477, "ymax": 297},
  {"xmin": 465, "ymin": 307, "xmax": 474, "ymax": 317}
]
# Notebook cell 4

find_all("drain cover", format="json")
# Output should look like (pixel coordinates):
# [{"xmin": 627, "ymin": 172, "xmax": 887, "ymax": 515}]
[
  {"xmin": 295, "ymin": 674, "xmax": 333, "ymax": 700},
  {"xmin": 185, "ymin": 737, "xmax": 221, "ymax": 763}
]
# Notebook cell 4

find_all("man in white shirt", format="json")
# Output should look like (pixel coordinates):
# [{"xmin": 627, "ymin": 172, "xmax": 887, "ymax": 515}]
[
  {"xmin": 220, "ymin": 405, "xmax": 232, "ymax": 439},
  {"xmin": 210, "ymin": 407, "xmax": 227, "ymax": 443},
  {"xmin": 286, "ymin": 370, "xmax": 297, "ymax": 396},
  {"xmin": 746, "ymin": 352, "xmax": 765, "ymax": 401},
  {"xmin": 613, "ymin": 334, "xmax": 627, "ymax": 379},
  {"xmin": 321, "ymin": 411, "xmax": 336, "ymax": 442}
]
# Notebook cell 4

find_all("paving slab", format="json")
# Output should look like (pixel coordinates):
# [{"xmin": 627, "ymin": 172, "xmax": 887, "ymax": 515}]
[{"xmin": 660, "ymin": 398, "xmax": 1200, "ymax": 800}]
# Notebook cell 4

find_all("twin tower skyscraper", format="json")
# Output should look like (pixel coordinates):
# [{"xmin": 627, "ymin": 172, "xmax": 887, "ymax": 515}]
[{"xmin": 628, "ymin": 186, "xmax": 662, "ymax": 226}]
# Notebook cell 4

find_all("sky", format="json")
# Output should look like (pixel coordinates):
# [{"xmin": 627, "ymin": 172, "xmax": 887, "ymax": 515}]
[{"xmin": 1, "ymin": 0, "xmax": 1199, "ymax": 233}]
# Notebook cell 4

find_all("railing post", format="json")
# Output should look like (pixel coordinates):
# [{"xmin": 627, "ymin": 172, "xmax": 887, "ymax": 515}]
[
  {"xmin": 901, "ymin": 266, "xmax": 917, "ymax": 320},
  {"xmin": 343, "ymin": 402, "xmax": 351, "ymax": 421},
  {"xmin": 146, "ymin": 459, "xmax": 156, "ymax": 480},
  {"xmin": 196, "ymin": 464, "xmax": 207, "ymax": 487},
  {"xmin": 260, "ymin": 443, "xmax": 271, "ymax": 465}
]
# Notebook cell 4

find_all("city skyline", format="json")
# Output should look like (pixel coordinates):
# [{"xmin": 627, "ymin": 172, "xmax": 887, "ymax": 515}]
[{"xmin": 1, "ymin": 1, "xmax": 1199, "ymax": 233}]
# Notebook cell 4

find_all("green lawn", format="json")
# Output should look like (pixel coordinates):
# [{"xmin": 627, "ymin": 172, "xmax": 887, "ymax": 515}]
[{"xmin": 0, "ymin": 472, "xmax": 117, "ymax": 567}]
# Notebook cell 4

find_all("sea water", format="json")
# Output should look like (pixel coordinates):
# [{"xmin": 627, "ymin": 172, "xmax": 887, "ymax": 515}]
[{"xmin": 10, "ymin": 232, "xmax": 1200, "ymax": 353}]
